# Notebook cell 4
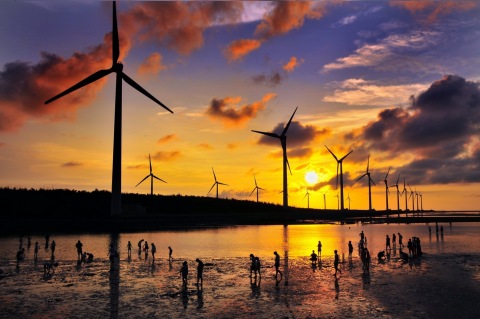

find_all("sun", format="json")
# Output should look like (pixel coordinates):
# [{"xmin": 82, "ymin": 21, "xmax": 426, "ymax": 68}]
[{"xmin": 305, "ymin": 171, "xmax": 319, "ymax": 185}]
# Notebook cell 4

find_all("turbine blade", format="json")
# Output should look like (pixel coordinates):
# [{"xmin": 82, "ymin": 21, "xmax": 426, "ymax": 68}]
[
  {"xmin": 339, "ymin": 150, "xmax": 353, "ymax": 161},
  {"xmin": 286, "ymin": 156, "xmax": 292, "ymax": 175},
  {"xmin": 324, "ymin": 145, "xmax": 338, "ymax": 161},
  {"xmin": 396, "ymin": 174, "xmax": 400, "ymax": 184},
  {"xmin": 149, "ymin": 153, "xmax": 152, "ymax": 173},
  {"xmin": 250, "ymin": 188, "xmax": 256, "ymax": 197},
  {"xmin": 45, "ymin": 69, "xmax": 111, "ymax": 104},
  {"xmin": 152, "ymin": 175, "xmax": 167, "ymax": 183},
  {"xmin": 335, "ymin": 163, "xmax": 339, "ymax": 189},
  {"xmin": 258, "ymin": 187, "xmax": 266, "ymax": 191},
  {"xmin": 112, "ymin": 1, "xmax": 119, "ymax": 63},
  {"xmin": 254, "ymin": 174, "xmax": 258, "ymax": 187},
  {"xmin": 121, "ymin": 72, "xmax": 173, "ymax": 113},
  {"xmin": 366, "ymin": 155, "xmax": 370, "ymax": 173},
  {"xmin": 385, "ymin": 166, "xmax": 391, "ymax": 179},
  {"xmin": 218, "ymin": 182, "xmax": 228, "ymax": 186},
  {"xmin": 356, "ymin": 173, "xmax": 367, "ymax": 183},
  {"xmin": 370, "ymin": 177, "xmax": 376, "ymax": 186},
  {"xmin": 212, "ymin": 167, "xmax": 217, "ymax": 181},
  {"xmin": 251, "ymin": 130, "xmax": 280, "ymax": 139},
  {"xmin": 207, "ymin": 183, "xmax": 216, "ymax": 195},
  {"xmin": 135, "ymin": 175, "xmax": 149, "ymax": 187},
  {"xmin": 281, "ymin": 106, "xmax": 298, "ymax": 136}
]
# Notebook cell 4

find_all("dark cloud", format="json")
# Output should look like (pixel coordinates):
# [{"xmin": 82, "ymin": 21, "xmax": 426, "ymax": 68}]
[
  {"xmin": 256, "ymin": 121, "xmax": 330, "ymax": 148},
  {"xmin": 347, "ymin": 75, "xmax": 480, "ymax": 184},
  {"xmin": 206, "ymin": 93, "xmax": 276, "ymax": 127},
  {"xmin": 152, "ymin": 151, "xmax": 182, "ymax": 161},
  {"xmin": 252, "ymin": 72, "xmax": 283, "ymax": 87},
  {"xmin": 61, "ymin": 161, "xmax": 83, "ymax": 168}
]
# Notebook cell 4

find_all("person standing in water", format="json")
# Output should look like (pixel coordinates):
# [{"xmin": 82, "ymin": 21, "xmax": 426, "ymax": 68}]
[
  {"xmin": 168, "ymin": 246, "xmax": 173, "ymax": 262},
  {"xmin": 310, "ymin": 250, "xmax": 317, "ymax": 266},
  {"xmin": 34, "ymin": 242, "xmax": 39, "ymax": 261},
  {"xmin": 334, "ymin": 250, "xmax": 341, "ymax": 276},
  {"xmin": 348, "ymin": 241, "xmax": 353, "ymax": 257},
  {"xmin": 151, "ymin": 243, "xmax": 156, "ymax": 260},
  {"xmin": 75, "ymin": 240, "xmax": 83, "ymax": 260},
  {"xmin": 137, "ymin": 239, "xmax": 144, "ymax": 254},
  {"xmin": 317, "ymin": 241, "xmax": 322, "ymax": 257},
  {"xmin": 180, "ymin": 261, "xmax": 188, "ymax": 286},
  {"xmin": 127, "ymin": 241, "xmax": 132, "ymax": 256},
  {"xmin": 274, "ymin": 251, "xmax": 282, "ymax": 279},
  {"xmin": 196, "ymin": 258, "xmax": 204, "ymax": 288}
]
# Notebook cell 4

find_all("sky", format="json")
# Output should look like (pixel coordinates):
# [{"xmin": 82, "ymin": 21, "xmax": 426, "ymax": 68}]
[{"xmin": 1, "ymin": 0, "xmax": 480, "ymax": 211}]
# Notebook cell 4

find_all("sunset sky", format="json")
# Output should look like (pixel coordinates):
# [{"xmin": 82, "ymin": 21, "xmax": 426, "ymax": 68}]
[{"xmin": 1, "ymin": 1, "xmax": 480, "ymax": 211}]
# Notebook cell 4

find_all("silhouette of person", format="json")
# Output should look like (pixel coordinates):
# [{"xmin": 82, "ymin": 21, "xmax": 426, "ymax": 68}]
[
  {"xmin": 407, "ymin": 238, "xmax": 413, "ymax": 257},
  {"xmin": 45, "ymin": 234, "xmax": 50, "ymax": 249},
  {"xmin": 16, "ymin": 248, "xmax": 25, "ymax": 265},
  {"xmin": 180, "ymin": 261, "xmax": 188, "ymax": 286},
  {"xmin": 196, "ymin": 258, "xmax": 204, "ymax": 288},
  {"xmin": 359, "ymin": 231, "xmax": 364, "ymax": 242},
  {"xmin": 137, "ymin": 239, "xmax": 144, "ymax": 254},
  {"xmin": 87, "ymin": 253, "xmax": 94, "ymax": 263},
  {"xmin": 386, "ymin": 235, "xmax": 391, "ymax": 251},
  {"xmin": 317, "ymin": 241, "xmax": 322, "ymax": 257},
  {"xmin": 168, "ymin": 246, "xmax": 173, "ymax": 262},
  {"xmin": 392, "ymin": 233, "xmax": 396, "ymax": 249},
  {"xmin": 151, "ymin": 243, "xmax": 156, "ymax": 260},
  {"xmin": 334, "ymin": 250, "xmax": 341, "ymax": 276},
  {"xmin": 75, "ymin": 240, "xmax": 83, "ymax": 260},
  {"xmin": 50, "ymin": 240, "xmax": 56, "ymax": 256},
  {"xmin": 310, "ymin": 250, "xmax": 317, "ymax": 266},
  {"xmin": 398, "ymin": 233, "xmax": 403, "ymax": 248},
  {"xmin": 34, "ymin": 242, "xmax": 39, "ymax": 261},
  {"xmin": 273, "ymin": 251, "xmax": 282, "ymax": 279},
  {"xmin": 255, "ymin": 257, "xmax": 261, "ymax": 278},
  {"xmin": 249, "ymin": 254, "xmax": 256, "ymax": 277},
  {"xmin": 348, "ymin": 241, "xmax": 353, "ymax": 257},
  {"xmin": 127, "ymin": 241, "xmax": 132, "ymax": 256},
  {"xmin": 144, "ymin": 241, "xmax": 149, "ymax": 256}
]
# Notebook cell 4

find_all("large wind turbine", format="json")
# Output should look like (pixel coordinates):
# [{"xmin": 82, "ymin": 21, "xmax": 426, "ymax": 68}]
[
  {"xmin": 401, "ymin": 178, "xmax": 408, "ymax": 211},
  {"xmin": 390, "ymin": 174, "xmax": 401, "ymax": 215},
  {"xmin": 44, "ymin": 2, "xmax": 173, "ymax": 215},
  {"xmin": 356, "ymin": 155, "xmax": 376, "ymax": 210},
  {"xmin": 325, "ymin": 145, "xmax": 353, "ymax": 211},
  {"xmin": 250, "ymin": 174, "xmax": 265, "ymax": 203},
  {"xmin": 135, "ymin": 154, "xmax": 166, "ymax": 195},
  {"xmin": 252, "ymin": 107, "xmax": 298, "ymax": 208},
  {"xmin": 208, "ymin": 167, "xmax": 228, "ymax": 199},
  {"xmin": 383, "ymin": 167, "xmax": 391, "ymax": 211}
]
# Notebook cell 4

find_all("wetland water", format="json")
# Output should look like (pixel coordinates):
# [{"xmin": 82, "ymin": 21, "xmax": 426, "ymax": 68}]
[{"xmin": 1, "ymin": 223, "xmax": 479, "ymax": 318}]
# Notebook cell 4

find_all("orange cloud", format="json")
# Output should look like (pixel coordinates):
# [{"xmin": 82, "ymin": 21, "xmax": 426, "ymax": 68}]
[
  {"xmin": 0, "ymin": 31, "xmax": 129, "ymax": 132},
  {"xmin": 151, "ymin": 150, "xmax": 182, "ymax": 161},
  {"xmin": 121, "ymin": 2, "xmax": 244, "ymax": 55},
  {"xmin": 206, "ymin": 93, "xmax": 276, "ymax": 127},
  {"xmin": 391, "ymin": 1, "xmax": 476, "ymax": 23},
  {"xmin": 138, "ymin": 52, "xmax": 168, "ymax": 75},
  {"xmin": 282, "ymin": 56, "xmax": 304, "ymax": 73},
  {"xmin": 224, "ymin": 39, "xmax": 263, "ymax": 61},
  {"xmin": 157, "ymin": 134, "xmax": 178, "ymax": 144},
  {"xmin": 198, "ymin": 143, "xmax": 214, "ymax": 150}
]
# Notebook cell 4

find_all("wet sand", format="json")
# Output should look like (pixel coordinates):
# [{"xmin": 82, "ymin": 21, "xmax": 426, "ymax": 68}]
[{"xmin": 1, "ymin": 251, "xmax": 479, "ymax": 319}]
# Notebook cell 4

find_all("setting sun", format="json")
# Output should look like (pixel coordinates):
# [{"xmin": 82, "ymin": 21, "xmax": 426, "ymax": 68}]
[{"xmin": 305, "ymin": 171, "xmax": 319, "ymax": 185}]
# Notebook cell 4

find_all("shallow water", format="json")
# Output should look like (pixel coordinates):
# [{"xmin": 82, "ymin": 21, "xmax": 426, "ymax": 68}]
[{"xmin": 1, "ymin": 223, "xmax": 479, "ymax": 318}]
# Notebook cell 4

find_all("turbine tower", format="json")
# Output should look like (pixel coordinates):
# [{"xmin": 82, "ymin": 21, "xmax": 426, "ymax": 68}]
[
  {"xmin": 401, "ymin": 178, "xmax": 408, "ymax": 211},
  {"xmin": 250, "ymin": 174, "xmax": 265, "ymax": 203},
  {"xmin": 383, "ymin": 167, "xmax": 391, "ymax": 211},
  {"xmin": 346, "ymin": 192, "xmax": 351, "ymax": 210},
  {"xmin": 334, "ymin": 192, "xmax": 340, "ymax": 210},
  {"xmin": 208, "ymin": 167, "xmax": 228, "ymax": 199},
  {"xmin": 44, "ymin": 2, "xmax": 173, "ymax": 215},
  {"xmin": 252, "ymin": 107, "xmax": 298, "ymax": 208},
  {"xmin": 322, "ymin": 192, "xmax": 327, "ymax": 210},
  {"xmin": 304, "ymin": 188, "xmax": 310, "ymax": 209},
  {"xmin": 390, "ymin": 174, "xmax": 401, "ymax": 215},
  {"xmin": 356, "ymin": 155, "xmax": 376, "ymax": 211},
  {"xmin": 409, "ymin": 185, "xmax": 415, "ymax": 211},
  {"xmin": 135, "ymin": 154, "xmax": 166, "ymax": 195},
  {"xmin": 325, "ymin": 145, "xmax": 353, "ymax": 211}
]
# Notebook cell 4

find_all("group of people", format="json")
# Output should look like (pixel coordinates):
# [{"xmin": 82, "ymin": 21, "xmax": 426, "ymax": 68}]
[
  {"xmin": 134, "ymin": 239, "xmax": 161, "ymax": 260},
  {"xmin": 75, "ymin": 240, "xmax": 94, "ymax": 264},
  {"xmin": 179, "ymin": 258, "xmax": 204, "ymax": 289}
]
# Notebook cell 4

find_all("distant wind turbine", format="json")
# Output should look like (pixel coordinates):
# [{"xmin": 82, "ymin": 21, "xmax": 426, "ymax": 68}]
[
  {"xmin": 416, "ymin": 189, "xmax": 420, "ymax": 212},
  {"xmin": 325, "ymin": 145, "xmax": 353, "ymax": 211},
  {"xmin": 420, "ymin": 193, "xmax": 424, "ymax": 211},
  {"xmin": 208, "ymin": 167, "xmax": 228, "ymax": 199},
  {"xmin": 135, "ymin": 154, "xmax": 166, "ymax": 195},
  {"xmin": 409, "ymin": 185, "xmax": 415, "ymax": 211},
  {"xmin": 322, "ymin": 192, "xmax": 327, "ymax": 210},
  {"xmin": 304, "ymin": 188, "xmax": 310, "ymax": 209},
  {"xmin": 356, "ymin": 155, "xmax": 376, "ymax": 211},
  {"xmin": 390, "ymin": 174, "xmax": 401, "ymax": 215},
  {"xmin": 44, "ymin": 1, "xmax": 173, "ymax": 215},
  {"xmin": 383, "ymin": 167, "xmax": 391, "ymax": 211},
  {"xmin": 346, "ymin": 192, "xmax": 351, "ymax": 210},
  {"xmin": 401, "ymin": 178, "xmax": 408, "ymax": 211},
  {"xmin": 334, "ymin": 192, "xmax": 340, "ymax": 210},
  {"xmin": 252, "ymin": 107, "xmax": 298, "ymax": 208},
  {"xmin": 250, "ymin": 174, "xmax": 266, "ymax": 203}
]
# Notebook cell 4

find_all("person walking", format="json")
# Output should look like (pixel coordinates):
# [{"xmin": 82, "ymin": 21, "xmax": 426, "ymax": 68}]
[
  {"xmin": 75, "ymin": 240, "xmax": 83, "ymax": 260},
  {"xmin": 273, "ymin": 251, "xmax": 282, "ymax": 279},
  {"xmin": 348, "ymin": 241, "xmax": 353, "ymax": 257},
  {"xmin": 127, "ymin": 241, "xmax": 132, "ymax": 256},
  {"xmin": 180, "ymin": 261, "xmax": 188, "ymax": 286},
  {"xmin": 196, "ymin": 258, "xmax": 204, "ymax": 288},
  {"xmin": 151, "ymin": 243, "xmax": 156, "ymax": 260},
  {"xmin": 334, "ymin": 250, "xmax": 342, "ymax": 276},
  {"xmin": 168, "ymin": 246, "xmax": 173, "ymax": 262}
]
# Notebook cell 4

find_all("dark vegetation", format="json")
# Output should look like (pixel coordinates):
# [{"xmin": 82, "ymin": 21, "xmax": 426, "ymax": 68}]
[{"xmin": 1, "ymin": 187, "xmax": 478, "ymax": 234}]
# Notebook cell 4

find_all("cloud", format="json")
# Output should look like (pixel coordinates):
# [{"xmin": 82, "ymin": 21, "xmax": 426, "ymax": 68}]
[
  {"xmin": 256, "ymin": 120, "xmax": 331, "ymax": 148},
  {"xmin": 122, "ymin": 2, "xmax": 244, "ymax": 55},
  {"xmin": 224, "ymin": 39, "xmax": 262, "ymax": 62},
  {"xmin": 322, "ymin": 30, "xmax": 443, "ymax": 73},
  {"xmin": 391, "ymin": 1, "xmax": 477, "ymax": 23},
  {"xmin": 282, "ymin": 56, "xmax": 304, "ymax": 73},
  {"xmin": 252, "ymin": 72, "xmax": 283, "ymax": 87},
  {"xmin": 323, "ymin": 78, "xmax": 429, "ymax": 106},
  {"xmin": 138, "ymin": 52, "xmax": 168, "ymax": 76},
  {"xmin": 347, "ymin": 75, "xmax": 480, "ymax": 184},
  {"xmin": 157, "ymin": 134, "xmax": 178, "ymax": 145},
  {"xmin": 206, "ymin": 93, "xmax": 276, "ymax": 127},
  {"xmin": 198, "ymin": 143, "xmax": 214, "ymax": 150},
  {"xmin": 0, "ymin": 31, "xmax": 124, "ymax": 132},
  {"xmin": 151, "ymin": 150, "xmax": 182, "ymax": 161},
  {"xmin": 61, "ymin": 161, "xmax": 83, "ymax": 168}
]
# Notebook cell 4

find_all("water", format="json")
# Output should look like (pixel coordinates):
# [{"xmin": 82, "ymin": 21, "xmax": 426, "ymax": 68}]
[{"xmin": 1, "ymin": 223, "xmax": 479, "ymax": 319}]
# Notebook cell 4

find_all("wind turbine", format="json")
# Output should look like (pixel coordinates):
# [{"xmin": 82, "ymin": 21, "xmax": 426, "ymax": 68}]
[
  {"xmin": 322, "ymin": 192, "xmax": 327, "ymax": 210},
  {"xmin": 383, "ymin": 167, "xmax": 391, "ymax": 211},
  {"xmin": 250, "ymin": 174, "xmax": 265, "ymax": 203},
  {"xmin": 135, "ymin": 154, "xmax": 166, "ymax": 195},
  {"xmin": 408, "ymin": 185, "xmax": 415, "ymax": 211},
  {"xmin": 390, "ymin": 174, "xmax": 401, "ymax": 215},
  {"xmin": 334, "ymin": 192, "xmax": 340, "ymax": 210},
  {"xmin": 346, "ymin": 192, "xmax": 351, "ymax": 210},
  {"xmin": 208, "ymin": 167, "xmax": 228, "ymax": 199},
  {"xmin": 416, "ymin": 189, "xmax": 420, "ymax": 212},
  {"xmin": 420, "ymin": 193, "xmax": 424, "ymax": 211},
  {"xmin": 401, "ymin": 178, "xmax": 408, "ymax": 211},
  {"xmin": 304, "ymin": 188, "xmax": 310, "ymax": 209},
  {"xmin": 252, "ymin": 107, "xmax": 298, "ymax": 208},
  {"xmin": 44, "ymin": 2, "xmax": 173, "ymax": 215},
  {"xmin": 325, "ymin": 145, "xmax": 353, "ymax": 211},
  {"xmin": 356, "ymin": 155, "xmax": 376, "ymax": 211}
]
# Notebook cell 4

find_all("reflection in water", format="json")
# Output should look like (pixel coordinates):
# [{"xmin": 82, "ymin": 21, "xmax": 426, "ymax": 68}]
[
  {"xmin": 250, "ymin": 275, "xmax": 261, "ymax": 299},
  {"xmin": 109, "ymin": 233, "xmax": 119, "ymax": 319},
  {"xmin": 283, "ymin": 225, "xmax": 289, "ymax": 286},
  {"xmin": 196, "ymin": 289, "xmax": 204, "ymax": 309},
  {"xmin": 334, "ymin": 276, "xmax": 340, "ymax": 299}
]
